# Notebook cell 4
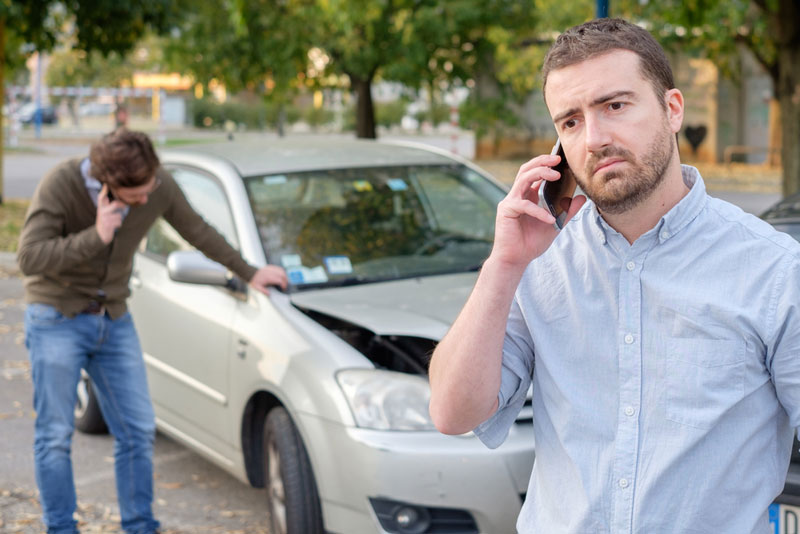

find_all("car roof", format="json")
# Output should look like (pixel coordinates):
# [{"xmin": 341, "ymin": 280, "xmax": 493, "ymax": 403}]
[
  {"xmin": 161, "ymin": 137, "xmax": 459, "ymax": 178},
  {"xmin": 761, "ymin": 192, "xmax": 800, "ymax": 221}
]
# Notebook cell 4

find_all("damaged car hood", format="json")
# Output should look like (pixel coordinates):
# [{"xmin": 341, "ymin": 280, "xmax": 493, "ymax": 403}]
[{"xmin": 289, "ymin": 272, "xmax": 478, "ymax": 340}]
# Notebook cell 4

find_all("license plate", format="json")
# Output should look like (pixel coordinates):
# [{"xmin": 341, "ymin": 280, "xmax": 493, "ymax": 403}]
[{"xmin": 770, "ymin": 503, "xmax": 800, "ymax": 534}]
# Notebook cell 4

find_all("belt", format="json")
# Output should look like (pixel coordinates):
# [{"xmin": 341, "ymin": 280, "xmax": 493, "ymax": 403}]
[{"xmin": 80, "ymin": 300, "xmax": 106, "ymax": 315}]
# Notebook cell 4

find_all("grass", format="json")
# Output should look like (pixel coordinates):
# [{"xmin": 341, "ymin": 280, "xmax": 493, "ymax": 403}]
[
  {"xmin": 3, "ymin": 145, "xmax": 44, "ymax": 154},
  {"xmin": 161, "ymin": 137, "xmax": 224, "ymax": 147},
  {"xmin": 0, "ymin": 199, "xmax": 29, "ymax": 252}
]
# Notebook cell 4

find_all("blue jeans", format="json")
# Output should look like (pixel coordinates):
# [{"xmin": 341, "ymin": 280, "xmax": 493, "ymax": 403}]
[{"xmin": 25, "ymin": 303, "xmax": 160, "ymax": 534}]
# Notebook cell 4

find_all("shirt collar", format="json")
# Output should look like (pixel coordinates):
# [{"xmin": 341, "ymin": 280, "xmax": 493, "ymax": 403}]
[
  {"xmin": 81, "ymin": 158, "xmax": 102, "ymax": 206},
  {"xmin": 588, "ymin": 164, "xmax": 707, "ymax": 245},
  {"xmin": 81, "ymin": 157, "xmax": 131, "ymax": 218}
]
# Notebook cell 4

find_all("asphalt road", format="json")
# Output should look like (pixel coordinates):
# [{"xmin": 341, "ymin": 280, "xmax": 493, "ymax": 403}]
[{"xmin": 0, "ymin": 257, "xmax": 271, "ymax": 534}]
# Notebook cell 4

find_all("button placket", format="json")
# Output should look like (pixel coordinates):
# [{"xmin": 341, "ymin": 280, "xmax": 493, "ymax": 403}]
[{"xmin": 613, "ymin": 250, "xmax": 646, "ymax": 532}]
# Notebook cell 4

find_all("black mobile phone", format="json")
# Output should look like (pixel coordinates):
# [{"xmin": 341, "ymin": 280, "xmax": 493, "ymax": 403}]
[{"xmin": 540, "ymin": 138, "xmax": 580, "ymax": 229}]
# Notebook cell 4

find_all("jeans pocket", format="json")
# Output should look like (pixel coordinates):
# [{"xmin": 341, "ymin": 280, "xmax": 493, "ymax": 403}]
[
  {"xmin": 26, "ymin": 303, "xmax": 68, "ymax": 326},
  {"xmin": 664, "ymin": 337, "xmax": 745, "ymax": 429}
]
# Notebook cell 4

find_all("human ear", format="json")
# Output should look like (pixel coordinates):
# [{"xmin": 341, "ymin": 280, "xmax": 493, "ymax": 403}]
[{"xmin": 664, "ymin": 88, "xmax": 684, "ymax": 134}]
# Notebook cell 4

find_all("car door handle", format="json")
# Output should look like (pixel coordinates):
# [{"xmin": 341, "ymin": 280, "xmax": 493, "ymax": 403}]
[{"xmin": 236, "ymin": 339, "xmax": 248, "ymax": 359}]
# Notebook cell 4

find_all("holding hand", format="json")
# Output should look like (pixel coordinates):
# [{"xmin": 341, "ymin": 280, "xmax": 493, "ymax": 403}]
[
  {"xmin": 491, "ymin": 154, "xmax": 586, "ymax": 269},
  {"xmin": 249, "ymin": 265, "xmax": 289, "ymax": 295},
  {"xmin": 96, "ymin": 184, "xmax": 126, "ymax": 244}
]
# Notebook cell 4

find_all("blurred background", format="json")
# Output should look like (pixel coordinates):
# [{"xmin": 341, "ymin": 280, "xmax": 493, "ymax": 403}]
[{"xmin": 1, "ymin": 0, "xmax": 795, "ymax": 198}]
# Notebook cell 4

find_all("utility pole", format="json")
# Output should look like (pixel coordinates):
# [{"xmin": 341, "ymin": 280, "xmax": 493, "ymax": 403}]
[
  {"xmin": 597, "ymin": 0, "xmax": 609, "ymax": 18},
  {"xmin": 35, "ymin": 52, "xmax": 43, "ymax": 139}
]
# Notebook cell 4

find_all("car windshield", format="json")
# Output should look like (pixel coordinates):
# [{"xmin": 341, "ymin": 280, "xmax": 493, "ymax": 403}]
[{"xmin": 245, "ymin": 164, "xmax": 505, "ymax": 289}]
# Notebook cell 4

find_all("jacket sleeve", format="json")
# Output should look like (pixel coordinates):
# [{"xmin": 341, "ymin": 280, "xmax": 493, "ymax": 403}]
[
  {"xmin": 16, "ymin": 173, "xmax": 107, "ymax": 276},
  {"xmin": 161, "ymin": 178, "xmax": 258, "ymax": 282}
]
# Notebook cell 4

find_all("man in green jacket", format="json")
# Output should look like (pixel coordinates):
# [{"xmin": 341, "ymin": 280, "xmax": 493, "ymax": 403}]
[{"xmin": 17, "ymin": 129, "xmax": 288, "ymax": 534}]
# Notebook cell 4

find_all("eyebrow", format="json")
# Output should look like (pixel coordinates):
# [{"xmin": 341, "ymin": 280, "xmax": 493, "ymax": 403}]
[{"xmin": 552, "ymin": 90, "xmax": 637, "ymax": 125}]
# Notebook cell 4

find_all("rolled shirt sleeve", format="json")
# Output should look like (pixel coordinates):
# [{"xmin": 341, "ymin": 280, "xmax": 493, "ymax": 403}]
[{"xmin": 474, "ymin": 294, "xmax": 535, "ymax": 449}]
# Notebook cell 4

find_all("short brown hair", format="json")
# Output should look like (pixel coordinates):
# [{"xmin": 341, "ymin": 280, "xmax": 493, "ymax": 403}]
[
  {"xmin": 89, "ymin": 128, "xmax": 160, "ymax": 188},
  {"xmin": 542, "ymin": 18, "xmax": 674, "ymax": 106}
]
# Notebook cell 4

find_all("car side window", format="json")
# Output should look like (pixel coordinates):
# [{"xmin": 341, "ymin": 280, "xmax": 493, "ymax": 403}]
[{"xmin": 145, "ymin": 167, "xmax": 240, "ymax": 259}]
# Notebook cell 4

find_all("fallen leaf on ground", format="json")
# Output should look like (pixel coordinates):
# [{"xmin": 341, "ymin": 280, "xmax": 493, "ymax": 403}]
[{"xmin": 158, "ymin": 482, "xmax": 184, "ymax": 490}]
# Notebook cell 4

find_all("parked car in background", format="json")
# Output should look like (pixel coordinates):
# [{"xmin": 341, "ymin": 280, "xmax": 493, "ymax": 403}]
[
  {"xmin": 761, "ymin": 194, "xmax": 800, "ymax": 531},
  {"xmin": 75, "ymin": 138, "xmax": 534, "ymax": 534},
  {"xmin": 13, "ymin": 102, "xmax": 58, "ymax": 124},
  {"xmin": 78, "ymin": 101, "xmax": 115, "ymax": 116}
]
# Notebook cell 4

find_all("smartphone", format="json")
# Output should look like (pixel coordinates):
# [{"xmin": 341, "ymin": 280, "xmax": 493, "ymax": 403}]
[{"xmin": 540, "ymin": 138, "xmax": 581, "ymax": 229}]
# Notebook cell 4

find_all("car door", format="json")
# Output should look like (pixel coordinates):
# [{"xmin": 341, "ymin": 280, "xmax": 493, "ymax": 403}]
[{"xmin": 129, "ymin": 165, "xmax": 243, "ymax": 457}]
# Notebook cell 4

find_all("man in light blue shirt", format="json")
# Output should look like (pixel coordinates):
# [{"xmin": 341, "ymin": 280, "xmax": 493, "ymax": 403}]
[{"xmin": 429, "ymin": 18, "xmax": 800, "ymax": 534}]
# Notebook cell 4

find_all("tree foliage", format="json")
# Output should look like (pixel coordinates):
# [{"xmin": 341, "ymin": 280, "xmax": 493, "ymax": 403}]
[
  {"xmin": 0, "ymin": 0, "xmax": 180, "ymax": 202},
  {"xmin": 167, "ymin": 0, "xmax": 566, "ymax": 139}
]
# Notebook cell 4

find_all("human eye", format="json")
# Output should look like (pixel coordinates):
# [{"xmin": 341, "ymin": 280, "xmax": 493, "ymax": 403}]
[
  {"xmin": 562, "ymin": 118, "xmax": 578, "ymax": 130},
  {"xmin": 608, "ymin": 101, "xmax": 625, "ymax": 111}
]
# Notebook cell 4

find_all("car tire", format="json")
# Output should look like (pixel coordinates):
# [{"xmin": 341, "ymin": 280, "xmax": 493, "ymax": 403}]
[
  {"xmin": 264, "ymin": 407, "xmax": 323, "ymax": 534},
  {"xmin": 74, "ymin": 372, "xmax": 109, "ymax": 434}
]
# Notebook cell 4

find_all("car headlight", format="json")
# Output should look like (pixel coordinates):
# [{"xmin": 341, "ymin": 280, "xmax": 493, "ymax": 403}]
[{"xmin": 336, "ymin": 369, "xmax": 435, "ymax": 431}]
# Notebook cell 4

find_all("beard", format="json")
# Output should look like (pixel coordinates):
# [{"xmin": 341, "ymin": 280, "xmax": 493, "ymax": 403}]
[{"xmin": 576, "ymin": 120, "xmax": 674, "ymax": 215}]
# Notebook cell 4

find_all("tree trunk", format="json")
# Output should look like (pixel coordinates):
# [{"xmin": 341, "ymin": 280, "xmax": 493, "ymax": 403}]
[
  {"xmin": 277, "ymin": 104, "xmax": 286, "ymax": 137},
  {"xmin": 351, "ymin": 75, "xmax": 376, "ymax": 139},
  {"xmin": 778, "ymin": 52, "xmax": 800, "ymax": 197},
  {"xmin": 777, "ymin": 0, "xmax": 800, "ymax": 196},
  {"xmin": 0, "ymin": 17, "xmax": 6, "ymax": 205}
]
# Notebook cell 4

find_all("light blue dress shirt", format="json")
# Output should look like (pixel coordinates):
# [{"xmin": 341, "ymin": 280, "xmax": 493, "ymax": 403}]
[{"xmin": 475, "ymin": 166, "xmax": 800, "ymax": 534}]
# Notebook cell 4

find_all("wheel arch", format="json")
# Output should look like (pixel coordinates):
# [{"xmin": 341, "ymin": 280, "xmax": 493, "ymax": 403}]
[{"xmin": 241, "ymin": 390, "xmax": 283, "ymax": 488}]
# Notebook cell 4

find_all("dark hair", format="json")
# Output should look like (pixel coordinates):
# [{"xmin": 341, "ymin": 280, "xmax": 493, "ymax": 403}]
[
  {"xmin": 542, "ymin": 18, "xmax": 674, "ymax": 106},
  {"xmin": 89, "ymin": 128, "xmax": 160, "ymax": 188}
]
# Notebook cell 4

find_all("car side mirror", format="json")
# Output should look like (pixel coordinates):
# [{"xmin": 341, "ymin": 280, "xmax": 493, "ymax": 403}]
[{"xmin": 166, "ymin": 250, "xmax": 247, "ymax": 292}]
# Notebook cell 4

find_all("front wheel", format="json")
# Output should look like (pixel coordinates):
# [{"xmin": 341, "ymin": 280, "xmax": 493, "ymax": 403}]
[
  {"xmin": 264, "ymin": 407, "xmax": 323, "ymax": 534},
  {"xmin": 74, "ymin": 371, "xmax": 108, "ymax": 434}
]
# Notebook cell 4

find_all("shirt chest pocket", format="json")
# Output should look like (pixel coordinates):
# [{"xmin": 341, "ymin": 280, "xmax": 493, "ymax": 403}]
[{"xmin": 664, "ymin": 337, "xmax": 746, "ymax": 429}]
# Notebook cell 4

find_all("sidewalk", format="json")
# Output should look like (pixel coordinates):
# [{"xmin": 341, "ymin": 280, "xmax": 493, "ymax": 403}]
[{"xmin": 0, "ymin": 252, "xmax": 17, "ymax": 273}]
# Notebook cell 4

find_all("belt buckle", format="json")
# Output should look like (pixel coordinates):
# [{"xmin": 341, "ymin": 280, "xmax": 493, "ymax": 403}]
[{"xmin": 84, "ymin": 300, "xmax": 105, "ymax": 315}]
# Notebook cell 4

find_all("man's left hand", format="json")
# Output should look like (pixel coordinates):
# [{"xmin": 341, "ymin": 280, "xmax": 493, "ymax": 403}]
[{"xmin": 249, "ymin": 265, "xmax": 289, "ymax": 295}]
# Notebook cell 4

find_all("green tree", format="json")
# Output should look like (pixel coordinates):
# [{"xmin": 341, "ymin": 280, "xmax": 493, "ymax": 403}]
[
  {"xmin": 0, "ymin": 0, "xmax": 179, "ymax": 203},
  {"xmin": 167, "ymin": 0, "xmax": 554, "ymax": 140},
  {"xmin": 164, "ymin": 1, "xmax": 312, "ymax": 136},
  {"xmin": 389, "ymin": 0, "xmax": 592, "ymax": 146},
  {"xmin": 616, "ymin": 0, "xmax": 800, "ymax": 195}
]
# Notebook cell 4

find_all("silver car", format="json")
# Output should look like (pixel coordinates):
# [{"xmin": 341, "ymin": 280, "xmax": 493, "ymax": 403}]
[{"xmin": 77, "ymin": 138, "xmax": 534, "ymax": 533}]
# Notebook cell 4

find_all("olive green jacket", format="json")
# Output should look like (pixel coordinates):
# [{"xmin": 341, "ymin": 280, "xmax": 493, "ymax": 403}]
[{"xmin": 17, "ymin": 158, "xmax": 257, "ymax": 319}]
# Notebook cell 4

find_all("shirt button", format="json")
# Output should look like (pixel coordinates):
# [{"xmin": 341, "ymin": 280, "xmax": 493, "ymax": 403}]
[
  {"xmin": 619, "ymin": 478, "xmax": 629, "ymax": 488},
  {"xmin": 660, "ymin": 230, "xmax": 670, "ymax": 240},
  {"xmin": 626, "ymin": 261, "xmax": 635, "ymax": 271},
  {"xmin": 624, "ymin": 333, "xmax": 634, "ymax": 344},
  {"xmin": 625, "ymin": 406, "xmax": 635, "ymax": 416}
]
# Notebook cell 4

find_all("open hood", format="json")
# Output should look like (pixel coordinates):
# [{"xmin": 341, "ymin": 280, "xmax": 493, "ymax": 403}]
[{"xmin": 289, "ymin": 272, "xmax": 478, "ymax": 340}]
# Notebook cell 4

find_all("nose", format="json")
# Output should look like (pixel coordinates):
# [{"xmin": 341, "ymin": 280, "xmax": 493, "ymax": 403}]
[{"xmin": 584, "ymin": 115, "xmax": 613, "ymax": 153}]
